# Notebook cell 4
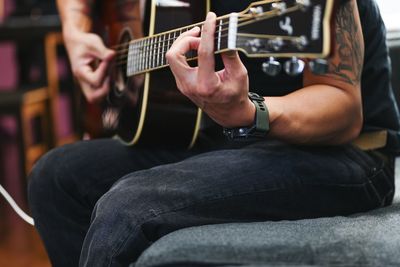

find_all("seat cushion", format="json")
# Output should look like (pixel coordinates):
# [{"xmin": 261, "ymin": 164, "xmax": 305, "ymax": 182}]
[{"xmin": 135, "ymin": 161, "xmax": 400, "ymax": 267}]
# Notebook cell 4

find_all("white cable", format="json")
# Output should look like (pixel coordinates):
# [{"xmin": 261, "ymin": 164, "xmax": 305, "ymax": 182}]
[{"xmin": 0, "ymin": 184, "xmax": 35, "ymax": 226}]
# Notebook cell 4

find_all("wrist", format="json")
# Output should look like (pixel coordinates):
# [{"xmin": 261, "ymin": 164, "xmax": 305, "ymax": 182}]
[
  {"xmin": 223, "ymin": 92, "xmax": 270, "ymax": 140},
  {"xmin": 213, "ymin": 97, "xmax": 254, "ymax": 128},
  {"xmin": 63, "ymin": 18, "xmax": 92, "ymax": 36},
  {"xmin": 61, "ymin": 6, "xmax": 92, "ymax": 34}
]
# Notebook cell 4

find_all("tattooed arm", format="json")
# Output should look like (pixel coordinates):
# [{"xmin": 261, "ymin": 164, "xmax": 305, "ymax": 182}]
[
  {"xmin": 265, "ymin": 0, "xmax": 364, "ymax": 144},
  {"xmin": 57, "ymin": 0, "xmax": 115, "ymax": 103},
  {"xmin": 166, "ymin": 0, "xmax": 363, "ymax": 145}
]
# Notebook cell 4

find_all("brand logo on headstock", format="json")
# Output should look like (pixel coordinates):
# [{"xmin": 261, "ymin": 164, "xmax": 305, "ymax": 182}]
[
  {"xmin": 279, "ymin": 17, "xmax": 293, "ymax": 35},
  {"xmin": 311, "ymin": 5, "xmax": 322, "ymax": 40}
]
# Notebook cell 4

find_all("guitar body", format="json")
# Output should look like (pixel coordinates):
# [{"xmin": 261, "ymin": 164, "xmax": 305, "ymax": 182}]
[{"xmin": 97, "ymin": 0, "xmax": 207, "ymax": 148}]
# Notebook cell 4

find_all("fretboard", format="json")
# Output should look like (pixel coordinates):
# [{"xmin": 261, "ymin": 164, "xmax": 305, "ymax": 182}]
[{"xmin": 123, "ymin": 14, "xmax": 237, "ymax": 76}]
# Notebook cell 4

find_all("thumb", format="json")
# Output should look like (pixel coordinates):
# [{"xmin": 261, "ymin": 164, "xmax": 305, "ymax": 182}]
[{"xmin": 86, "ymin": 33, "xmax": 116, "ymax": 61}]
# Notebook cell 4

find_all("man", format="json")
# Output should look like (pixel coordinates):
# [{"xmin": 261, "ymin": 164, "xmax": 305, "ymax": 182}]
[{"xmin": 28, "ymin": 0, "xmax": 399, "ymax": 266}]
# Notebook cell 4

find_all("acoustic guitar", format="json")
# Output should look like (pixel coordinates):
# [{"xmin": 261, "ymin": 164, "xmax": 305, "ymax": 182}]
[{"xmin": 94, "ymin": 0, "xmax": 335, "ymax": 148}]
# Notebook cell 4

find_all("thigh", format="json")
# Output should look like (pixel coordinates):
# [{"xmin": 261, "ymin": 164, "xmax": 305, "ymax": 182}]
[
  {"xmin": 30, "ymin": 138, "xmax": 197, "ymax": 209},
  {"xmin": 110, "ymin": 140, "xmax": 394, "ymax": 221},
  {"xmin": 84, "ymin": 140, "xmax": 394, "ymax": 265}
]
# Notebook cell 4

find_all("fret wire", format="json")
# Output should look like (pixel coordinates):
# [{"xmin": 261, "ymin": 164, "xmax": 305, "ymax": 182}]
[
  {"xmin": 135, "ymin": 40, "xmax": 138, "ymax": 72},
  {"xmin": 217, "ymin": 18, "xmax": 223, "ymax": 51},
  {"xmin": 132, "ymin": 42, "xmax": 136, "ymax": 73},
  {"xmin": 142, "ymin": 39, "xmax": 145, "ymax": 71},
  {"xmin": 158, "ymin": 35, "xmax": 163, "ymax": 65},
  {"xmin": 148, "ymin": 38, "xmax": 151, "ymax": 70},
  {"xmin": 157, "ymin": 35, "xmax": 161, "ymax": 67},
  {"xmin": 148, "ymin": 37, "xmax": 152, "ymax": 70},
  {"xmin": 134, "ymin": 41, "xmax": 138, "ymax": 72},
  {"xmin": 153, "ymin": 36, "xmax": 157, "ymax": 68},
  {"xmin": 145, "ymin": 38, "xmax": 149, "ymax": 70},
  {"xmin": 161, "ymin": 34, "xmax": 165, "ymax": 66},
  {"xmin": 157, "ymin": 35, "xmax": 161, "ymax": 65},
  {"xmin": 138, "ymin": 40, "xmax": 141, "ymax": 72},
  {"xmin": 140, "ymin": 39, "xmax": 144, "ymax": 72},
  {"xmin": 150, "ymin": 37, "xmax": 154, "ymax": 69}
]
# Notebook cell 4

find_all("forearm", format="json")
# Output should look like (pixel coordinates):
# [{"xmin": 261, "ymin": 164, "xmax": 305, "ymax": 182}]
[
  {"xmin": 56, "ymin": 0, "xmax": 93, "ymax": 33},
  {"xmin": 266, "ymin": 84, "xmax": 362, "ymax": 145}
]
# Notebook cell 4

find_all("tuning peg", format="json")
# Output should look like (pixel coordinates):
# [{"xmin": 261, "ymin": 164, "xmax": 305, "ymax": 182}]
[
  {"xmin": 269, "ymin": 38, "xmax": 284, "ymax": 51},
  {"xmin": 284, "ymin": 57, "xmax": 305, "ymax": 76},
  {"xmin": 249, "ymin": 7, "xmax": 264, "ymax": 15},
  {"xmin": 262, "ymin": 57, "xmax": 282, "ymax": 76},
  {"xmin": 293, "ymin": 36, "xmax": 309, "ymax": 51},
  {"xmin": 296, "ymin": 0, "xmax": 311, "ymax": 11},
  {"xmin": 309, "ymin": 59, "xmax": 329, "ymax": 75}
]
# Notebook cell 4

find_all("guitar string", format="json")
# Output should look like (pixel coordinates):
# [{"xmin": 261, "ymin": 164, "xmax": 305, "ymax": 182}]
[
  {"xmin": 112, "ymin": 15, "xmax": 243, "ymax": 57},
  {"xmin": 114, "ymin": 32, "xmax": 302, "ymax": 65},
  {"xmin": 112, "ymin": 36, "xmax": 300, "ymax": 77},
  {"xmin": 110, "ymin": 18, "xmax": 229, "ymax": 51},
  {"xmin": 114, "ymin": 34, "xmax": 301, "ymax": 69},
  {"xmin": 115, "ymin": 31, "xmax": 229, "ymax": 66},
  {"xmin": 113, "ymin": 4, "xmax": 300, "ymax": 67},
  {"xmin": 111, "ymin": 3, "xmax": 295, "ymax": 56},
  {"xmin": 109, "ymin": 12, "xmax": 233, "ymax": 51},
  {"xmin": 114, "ymin": 19, "xmax": 299, "ymax": 69},
  {"xmin": 108, "ymin": 0, "xmax": 299, "ymax": 51},
  {"xmin": 113, "ymin": 11, "xmax": 278, "ymax": 66}
]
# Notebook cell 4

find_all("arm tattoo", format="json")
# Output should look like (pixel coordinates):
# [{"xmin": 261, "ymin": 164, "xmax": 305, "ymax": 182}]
[{"xmin": 325, "ymin": 1, "xmax": 363, "ymax": 86}]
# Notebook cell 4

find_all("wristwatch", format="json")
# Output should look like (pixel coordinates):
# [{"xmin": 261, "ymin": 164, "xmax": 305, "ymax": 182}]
[{"xmin": 223, "ymin": 92, "xmax": 269, "ymax": 140}]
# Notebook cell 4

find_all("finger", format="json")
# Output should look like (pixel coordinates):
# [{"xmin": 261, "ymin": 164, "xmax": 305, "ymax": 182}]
[
  {"xmin": 89, "ymin": 76, "xmax": 110, "ymax": 102},
  {"xmin": 174, "ymin": 26, "xmax": 201, "ymax": 43},
  {"xmin": 167, "ymin": 27, "xmax": 201, "ymax": 60},
  {"xmin": 85, "ymin": 33, "xmax": 116, "ymax": 61},
  {"xmin": 167, "ymin": 28, "xmax": 201, "ymax": 80},
  {"xmin": 221, "ymin": 50, "xmax": 246, "ymax": 76},
  {"xmin": 80, "ymin": 77, "xmax": 110, "ymax": 103},
  {"xmin": 168, "ymin": 36, "xmax": 200, "ymax": 68},
  {"xmin": 198, "ymin": 12, "xmax": 217, "ymax": 82},
  {"xmin": 75, "ymin": 60, "xmax": 110, "ymax": 88}
]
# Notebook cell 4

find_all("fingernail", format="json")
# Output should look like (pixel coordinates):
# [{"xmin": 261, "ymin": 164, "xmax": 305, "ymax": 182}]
[
  {"xmin": 206, "ymin": 12, "xmax": 216, "ymax": 19},
  {"xmin": 191, "ymin": 26, "xmax": 201, "ymax": 33}
]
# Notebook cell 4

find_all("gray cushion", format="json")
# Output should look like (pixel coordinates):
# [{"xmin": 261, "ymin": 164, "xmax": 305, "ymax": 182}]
[{"xmin": 135, "ymin": 161, "xmax": 400, "ymax": 267}]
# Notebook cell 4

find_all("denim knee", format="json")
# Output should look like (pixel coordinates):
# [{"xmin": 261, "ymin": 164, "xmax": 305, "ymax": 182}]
[{"xmin": 28, "ymin": 144, "xmax": 78, "ymax": 210}]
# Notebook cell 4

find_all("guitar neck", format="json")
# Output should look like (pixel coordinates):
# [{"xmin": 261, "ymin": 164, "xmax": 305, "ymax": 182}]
[
  {"xmin": 121, "ymin": 13, "xmax": 236, "ymax": 77},
  {"xmin": 115, "ymin": 0, "xmax": 332, "ymax": 77}
]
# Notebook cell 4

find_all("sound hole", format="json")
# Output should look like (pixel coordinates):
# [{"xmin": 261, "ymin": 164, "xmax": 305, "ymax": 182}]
[
  {"xmin": 103, "ymin": 29, "xmax": 144, "ymax": 133},
  {"xmin": 102, "ymin": 30, "xmax": 132, "ymax": 131},
  {"xmin": 113, "ymin": 30, "xmax": 131, "ymax": 98}
]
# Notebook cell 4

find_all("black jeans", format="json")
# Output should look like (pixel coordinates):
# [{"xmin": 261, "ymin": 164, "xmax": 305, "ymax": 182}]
[{"xmin": 28, "ymin": 138, "xmax": 394, "ymax": 267}]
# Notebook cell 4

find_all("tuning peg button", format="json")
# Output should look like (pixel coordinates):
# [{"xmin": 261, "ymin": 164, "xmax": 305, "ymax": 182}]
[
  {"xmin": 309, "ymin": 59, "xmax": 329, "ymax": 75},
  {"xmin": 262, "ymin": 57, "xmax": 282, "ymax": 76},
  {"xmin": 284, "ymin": 57, "xmax": 305, "ymax": 76}
]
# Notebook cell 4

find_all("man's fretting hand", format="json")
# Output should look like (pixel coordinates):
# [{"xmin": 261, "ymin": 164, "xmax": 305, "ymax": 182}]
[{"xmin": 166, "ymin": 12, "xmax": 255, "ymax": 128}]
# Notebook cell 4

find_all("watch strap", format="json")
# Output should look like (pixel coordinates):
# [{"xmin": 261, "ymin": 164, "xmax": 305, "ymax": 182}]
[{"xmin": 223, "ymin": 92, "xmax": 269, "ymax": 140}]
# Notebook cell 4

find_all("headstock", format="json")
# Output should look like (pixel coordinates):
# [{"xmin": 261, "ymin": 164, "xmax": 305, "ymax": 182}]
[{"xmin": 227, "ymin": 0, "xmax": 335, "ymax": 75}]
